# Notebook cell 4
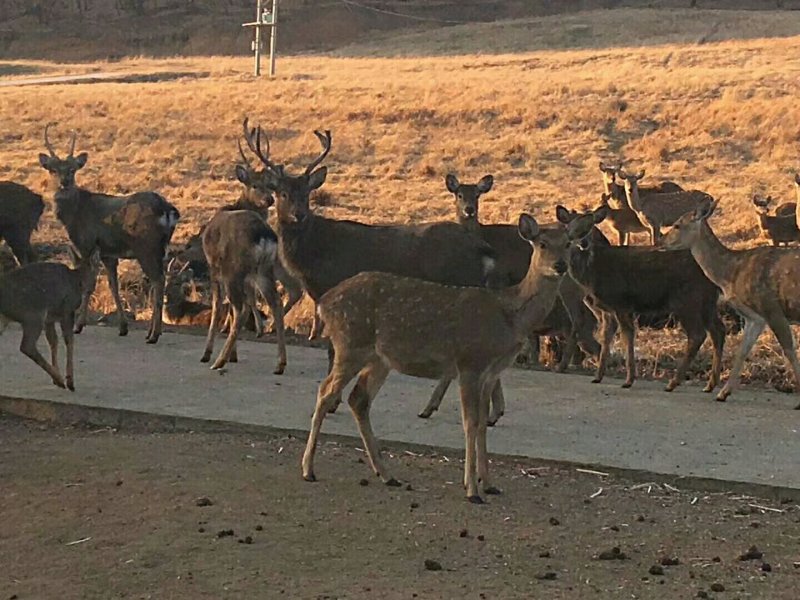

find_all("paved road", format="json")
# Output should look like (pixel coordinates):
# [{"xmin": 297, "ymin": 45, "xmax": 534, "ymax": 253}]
[
  {"xmin": 0, "ymin": 71, "xmax": 203, "ymax": 87},
  {"xmin": 1, "ymin": 325, "xmax": 798, "ymax": 489}
]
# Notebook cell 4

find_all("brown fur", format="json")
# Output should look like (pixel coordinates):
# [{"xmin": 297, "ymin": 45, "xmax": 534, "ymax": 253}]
[{"xmin": 0, "ymin": 181, "xmax": 45, "ymax": 265}]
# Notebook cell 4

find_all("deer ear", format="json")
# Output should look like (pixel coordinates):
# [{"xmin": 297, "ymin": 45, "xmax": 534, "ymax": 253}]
[
  {"xmin": 445, "ymin": 174, "xmax": 459, "ymax": 193},
  {"xmin": 307, "ymin": 166, "xmax": 327, "ymax": 191},
  {"xmin": 636, "ymin": 169, "xmax": 645, "ymax": 180},
  {"xmin": 38, "ymin": 154, "xmax": 51, "ymax": 169},
  {"xmin": 555, "ymin": 205, "xmax": 571, "ymax": 224},
  {"xmin": 477, "ymin": 175, "xmax": 493, "ymax": 194},
  {"xmin": 592, "ymin": 205, "xmax": 609, "ymax": 224},
  {"xmin": 600, "ymin": 192, "xmax": 612, "ymax": 203},
  {"xmin": 74, "ymin": 152, "xmax": 88, "ymax": 168},
  {"xmin": 517, "ymin": 213, "xmax": 540, "ymax": 242},
  {"xmin": 235, "ymin": 165, "xmax": 251, "ymax": 185},
  {"xmin": 694, "ymin": 198, "xmax": 717, "ymax": 221},
  {"xmin": 795, "ymin": 173, "xmax": 800, "ymax": 185}
]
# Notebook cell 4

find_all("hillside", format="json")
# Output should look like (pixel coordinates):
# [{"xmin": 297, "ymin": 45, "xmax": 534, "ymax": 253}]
[{"xmin": 1, "ymin": 0, "xmax": 800, "ymax": 59}]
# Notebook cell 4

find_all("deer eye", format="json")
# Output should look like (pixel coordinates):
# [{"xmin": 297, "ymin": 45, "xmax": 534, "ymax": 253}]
[
  {"xmin": 457, "ymin": 193, "xmax": 463, "ymax": 200},
  {"xmin": 538, "ymin": 242, "xmax": 548, "ymax": 249}
]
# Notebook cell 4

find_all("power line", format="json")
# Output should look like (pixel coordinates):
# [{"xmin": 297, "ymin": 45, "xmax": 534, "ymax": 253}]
[{"xmin": 338, "ymin": 0, "xmax": 487, "ymax": 25}]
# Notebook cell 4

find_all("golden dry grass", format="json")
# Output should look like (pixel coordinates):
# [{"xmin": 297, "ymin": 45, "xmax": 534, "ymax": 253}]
[{"xmin": 1, "ymin": 8, "xmax": 800, "ymax": 389}]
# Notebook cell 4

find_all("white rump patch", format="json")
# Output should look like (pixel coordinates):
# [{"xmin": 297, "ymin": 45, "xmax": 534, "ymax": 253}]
[
  {"xmin": 482, "ymin": 256, "xmax": 496, "ymax": 277},
  {"xmin": 254, "ymin": 238, "xmax": 278, "ymax": 263}
]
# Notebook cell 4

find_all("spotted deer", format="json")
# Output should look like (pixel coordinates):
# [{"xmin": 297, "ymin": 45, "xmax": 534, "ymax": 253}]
[
  {"xmin": 416, "ymin": 175, "xmax": 602, "ymax": 422},
  {"xmin": 662, "ymin": 199, "xmax": 800, "ymax": 408},
  {"xmin": 752, "ymin": 195, "xmax": 799, "ymax": 246},
  {"xmin": 0, "ymin": 181, "xmax": 44, "ymax": 265},
  {"xmin": 38, "ymin": 124, "xmax": 180, "ymax": 344},
  {"xmin": 237, "ymin": 118, "xmax": 503, "ymax": 417},
  {"xmin": 619, "ymin": 170, "xmax": 711, "ymax": 245},
  {"xmin": 0, "ymin": 256, "xmax": 94, "ymax": 391},
  {"xmin": 302, "ymin": 213, "xmax": 596, "ymax": 503}
]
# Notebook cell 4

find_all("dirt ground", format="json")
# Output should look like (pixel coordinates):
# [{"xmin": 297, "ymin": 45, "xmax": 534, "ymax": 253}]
[{"xmin": 1, "ymin": 415, "xmax": 798, "ymax": 599}]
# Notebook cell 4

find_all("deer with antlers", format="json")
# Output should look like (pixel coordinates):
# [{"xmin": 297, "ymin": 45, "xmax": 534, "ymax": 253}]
[
  {"xmin": 236, "ymin": 118, "xmax": 508, "ymax": 420},
  {"xmin": 38, "ymin": 124, "xmax": 180, "ymax": 344},
  {"xmin": 662, "ymin": 199, "xmax": 800, "ymax": 408}
]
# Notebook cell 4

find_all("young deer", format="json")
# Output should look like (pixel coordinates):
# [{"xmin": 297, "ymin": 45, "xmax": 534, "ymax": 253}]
[
  {"xmin": 0, "ymin": 181, "xmax": 45, "ymax": 265},
  {"xmin": 302, "ymin": 213, "xmax": 595, "ymax": 503},
  {"xmin": 237, "ymin": 119, "xmax": 503, "ymax": 415},
  {"xmin": 598, "ymin": 192, "xmax": 648, "ymax": 246},
  {"xmin": 752, "ymin": 195, "xmax": 799, "ymax": 246},
  {"xmin": 0, "ymin": 258, "xmax": 94, "ymax": 390},
  {"xmin": 568, "ymin": 206, "xmax": 725, "ymax": 392},
  {"xmin": 38, "ymin": 124, "xmax": 180, "ymax": 344},
  {"xmin": 619, "ymin": 170, "xmax": 711, "ymax": 245},
  {"xmin": 598, "ymin": 162, "xmax": 682, "ymax": 209},
  {"xmin": 662, "ymin": 199, "xmax": 800, "ymax": 408},
  {"xmin": 200, "ymin": 208, "xmax": 287, "ymax": 374}
]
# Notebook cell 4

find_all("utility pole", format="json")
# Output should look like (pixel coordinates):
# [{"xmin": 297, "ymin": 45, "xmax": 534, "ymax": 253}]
[{"xmin": 243, "ymin": 0, "xmax": 279, "ymax": 78}]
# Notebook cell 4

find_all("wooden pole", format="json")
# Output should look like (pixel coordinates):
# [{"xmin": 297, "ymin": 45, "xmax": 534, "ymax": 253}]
[
  {"xmin": 269, "ymin": 0, "xmax": 278, "ymax": 78},
  {"xmin": 254, "ymin": 0, "xmax": 263, "ymax": 77}
]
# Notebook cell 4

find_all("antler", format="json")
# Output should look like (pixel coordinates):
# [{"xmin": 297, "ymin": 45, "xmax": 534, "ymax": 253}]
[
  {"xmin": 67, "ymin": 130, "xmax": 77, "ymax": 157},
  {"xmin": 241, "ymin": 117, "xmax": 282, "ymax": 175},
  {"xmin": 236, "ymin": 138, "xmax": 254, "ymax": 169},
  {"xmin": 43, "ymin": 123, "xmax": 59, "ymax": 158},
  {"xmin": 305, "ymin": 129, "xmax": 332, "ymax": 175}
]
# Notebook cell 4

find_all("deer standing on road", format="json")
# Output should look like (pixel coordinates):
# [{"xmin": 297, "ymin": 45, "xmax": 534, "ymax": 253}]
[
  {"xmin": 662, "ymin": 199, "xmax": 800, "ymax": 408},
  {"xmin": 302, "ymin": 213, "xmax": 596, "ymax": 503},
  {"xmin": 237, "ymin": 118, "xmax": 506, "ymax": 420},
  {"xmin": 0, "ymin": 257, "xmax": 94, "ymax": 390},
  {"xmin": 0, "ymin": 181, "xmax": 44, "ymax": 265},
  {"xmin": 38, "ymin": 125, "xmax": 180, "ymax": 344}
]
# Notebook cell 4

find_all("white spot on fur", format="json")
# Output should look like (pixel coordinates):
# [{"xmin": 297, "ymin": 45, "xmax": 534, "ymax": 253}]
[{"xmin": 482, "ymin": 256, "xmax": 496, "ymax": 277}]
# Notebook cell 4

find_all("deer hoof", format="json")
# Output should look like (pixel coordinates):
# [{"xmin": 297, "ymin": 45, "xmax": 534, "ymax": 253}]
[
  {"xmin": 66, "ymin": 378, "xmax": 75, "ymax": 392},
  {"xmin": 591, "ymin": 377, "xmax": 602, "ymax": 384},
  {"xmin": 229, "ymin": 354, "xmax": 238, "ymax": 363},
  {"xmin": 303, "ymin": 472, "xmax": 317, "ymax": 483},
  {"xmin": 794, "ymin": 403, "xmax": 800, "ymax": 410},
  {"xmin": 715, "ymin": 391, "xmax": 729, "ymax": 402},
  {"xmin": 702, "ymin": 383, "xmax": 715, "ymax": 393},
  {"xmin": 467, "ymin": 495, "xmax": 485, "ymax": 505},
  {"xmin": 385, "ymin": 478, "xmax": 402, "ymax": 487},
  {"xmin": 200, "ymin": 352, "xmax": 211, "ymax": 363},
  {"xmin": 52, "ymin": 378, "xmax": 66, "ymax": 389},
  {"xmin": 484, "ymin": 486, "xmax": 502, "ymax": 496},
  {"xmin": 273, "ymin": 363, "xmax": 286, "ymax": 376},
  {"xmin": 145, "ymin": 335, "xmax": 159, "ymax": 344},
  {"xmin": 621, "ymin": 381, "xmax": 633, "ymax": 389},
  {"xmin": 418, "ymin": 408, "xmax": 434, "ymax": 419},
  {"xmin": 665, "ymin": 381, "xmax": 678, "ymax": 392},
  {"xmin": 74, "ymin": 324, "xmax": 84, "ymax": 334}
]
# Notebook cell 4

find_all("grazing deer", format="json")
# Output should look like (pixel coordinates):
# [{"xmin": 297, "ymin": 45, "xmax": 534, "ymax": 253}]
[
  {"xmin": 568, "ymin": 206, "xmax": 725, "ymax": 392},
  {"xmin": 0, "ymin": 181, "xmax": 45, "ymax": 266},
  {"xmin": 0, "ymin": 257, "xmax": 94, "ymax": 390},
  {"xmin": 38, "ymin": 124, "xmax": 179, "ymax": 344},
  {"xmin": 752, "ymin": 195, "xmax": 799, "ymax": 246},
  {"xmin": 416, "ymin": 176, "xmax": 601, "ymax": 422},
  {"xmin": 302, "ymin": 213, "xmax": 596, "ymax": 503},
  {"xmin": 619, "ymin": 170, "xmax": 711, "ymax": 245},
  {"xmin": 199, "ymin": 207, "xmax": 287, "ymax": 374},
  {"xmin": 237, "ymin": 119, "xmax": 504, "ymax": 417},
  {"xmin": 662, "ymin": 200, "xmax": 800, "ymax": 408}
]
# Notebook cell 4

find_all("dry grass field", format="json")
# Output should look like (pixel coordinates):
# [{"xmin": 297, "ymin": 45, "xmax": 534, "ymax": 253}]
[{"xmin": 1, "ymin": 7, "xmax": 799, "ymax": 388}]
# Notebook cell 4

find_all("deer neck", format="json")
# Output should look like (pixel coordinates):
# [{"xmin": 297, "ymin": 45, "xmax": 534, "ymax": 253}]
[
  {"xmin": 459, "ymin": 216, "xmax": 481, "ymax": 233},
  {"xmin": 685, "ymin": 223, "xmax": 737, "ymax": 291},
  {"xmin": 625, "ymin": 184, "xmax": 642, "ymax": 212},
  {"xmin": 499, "ymin": 261, "xmax": 561, "ymax": 336}
]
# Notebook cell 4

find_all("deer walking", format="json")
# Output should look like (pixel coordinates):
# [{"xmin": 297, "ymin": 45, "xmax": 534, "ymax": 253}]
[
  {"xmin": 302, "ymin": 213, "xmax": 595, "ymax": 503},
  {"xmin": 662, "ymin": 199, "xmax": 800, "ymax": 408},
  {"xmin": 0, "ymin": 258, "xmax": 94, "ymax": 390},
  {"xmin": 38, "ymin": 124, "xmax": 180, "ymax": 344},
  {"xmin": 568, "ymin": 206, "xmax": 725, "ymax": 392},
  {"xmin": 0, "ymin": 181, "xmax": 44, "ymax": 265}
]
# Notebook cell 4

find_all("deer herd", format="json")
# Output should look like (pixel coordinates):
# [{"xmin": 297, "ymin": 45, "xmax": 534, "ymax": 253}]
[{"xmin": 1, "ymin": 120, "xmax": 800, "ymax": 503}]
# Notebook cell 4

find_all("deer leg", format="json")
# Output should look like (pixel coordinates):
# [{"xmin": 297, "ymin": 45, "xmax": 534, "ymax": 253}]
[
  {"xmin": 146, "ymin": 275, "xmax": 166, "ymax": 344},
  {"xmin": 765, "ymin": 310, "xmax": 800, "ymax": 408},
  {"xmin": 20, "ymin": 320, "xmax": 66, "ymax": 389},
  {"xmin": 326, "ymin": 341, "xmax": 343, "ymax": 413},
  {"xmin": 309, "ymin": 306, "xmax": 322, "ymax": 340},
  {"xmin": 478, "ymin": 376, "xmax": 500, "ymax": 496},
  {"xmin": 44, "ymin": 321, "xmax": 60, "ymax": 374},
  {"xmin": 419, "ymin": 377, "xmax": 452, "ymax": 419},
  {"xmin": 347, "ymin": 359, "xmax": 396, "ymax": 485},
  {"xmin": 211, "ymin": 294, "xmax": 243, "ymax": 371},
  {"xmin": 100, "ymin": 257, "xmax": 128, "ymax": 337},
  {"xmin": 617, "ymin": 313, "xmax": 636, "ymax": 388},
  {"xmin": 255, "ymin": 273, "xmax": 287, "ymax": 375},
  {"xmin": 74, "ymin": 256, "xmax": 99, "ymax": 334},
  {"xmin": 246, "ymin": 285, "xmax": 265, "ymax": 338},
  {"xmin": 60, "ymin": 315, "xmax": 76, "ymax": 392},
  {"xmin": 718, "ymin": 315, "xmax": 765, "ymax": 402},
  {"xmin": 302, "ymin": 351, "xmax": 364, "ymax": 482},
  {"xmin": 704, "ymin": 314, "xmax": 726, "ymax": 393},
  {"xmin": 487, "ymin": 380, "xmax": 505, "ymax": 427},
  {"xmin": 457, "ymin": 371, "xmax": 483, "ymax": 504},
  {"xmin": 593, "ymin": 312, "xmax": 618, "ymax": 384},
  {"xmin": 667, "ymin": 318, "xmax": 705, "ymax": 392},
  {"xmin": 201, "ymin": 281, "xmax": 223, "ymax": 363},
  {"xmin": 556, "ymin": 330, "xmax": 578, "ymax": 373}
]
